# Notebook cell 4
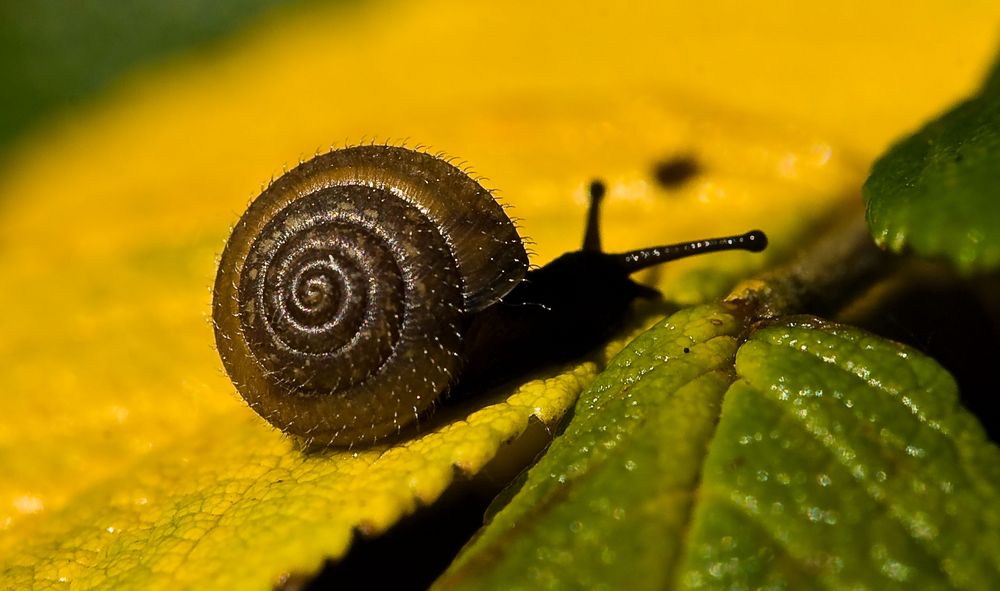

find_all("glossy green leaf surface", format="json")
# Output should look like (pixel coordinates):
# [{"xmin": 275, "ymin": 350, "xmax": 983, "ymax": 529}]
[
  {"xmin": 864, "ymin": 57, "xmax": 1000, "ymax": 273},
  {"xmin": 435, "ymin": 304, "xmax": 743, "ymax": 590},
  {"xmin": 437, "ymin": 312, "xmax": 1000, "ymax": 589},
  {"xmin": 681, "ymin": 317, "xmax": 1000, "ymax": 589}
]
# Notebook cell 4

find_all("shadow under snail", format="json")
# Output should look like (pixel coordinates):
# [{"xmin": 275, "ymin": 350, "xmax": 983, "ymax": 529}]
[{"xmin": 212, "ymin": 145, "xmax": 766, "ymax": 446}]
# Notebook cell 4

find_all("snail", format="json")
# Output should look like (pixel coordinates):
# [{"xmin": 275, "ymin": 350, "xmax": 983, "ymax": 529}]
[{"xmin": 212, "ymin": 145, "xmax": 766, "ymax": 446}]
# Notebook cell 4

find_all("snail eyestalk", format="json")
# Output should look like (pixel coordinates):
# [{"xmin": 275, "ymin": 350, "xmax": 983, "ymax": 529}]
[
  {"xmin": 614, "ymin": 230, "xmax": 768, "ymax": 274},
  {"xmin": 582, "ymin": 179, "xmax": 606, "ymax": 253}
]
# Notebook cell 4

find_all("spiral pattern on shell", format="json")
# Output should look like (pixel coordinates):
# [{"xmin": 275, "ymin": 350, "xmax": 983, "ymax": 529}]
[{"xmin": 213, "ymin": 145, "xmax": 527, "ymax": 445}]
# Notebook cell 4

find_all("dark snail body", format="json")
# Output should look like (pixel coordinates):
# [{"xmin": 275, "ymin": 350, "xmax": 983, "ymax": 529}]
[
  {"xmin": 458, "ymin": 185, "xmax": 765, "ymax": 390},
  {"xmin": 213, "ymin": 146, "xmax": 766, "ymax": 446}
]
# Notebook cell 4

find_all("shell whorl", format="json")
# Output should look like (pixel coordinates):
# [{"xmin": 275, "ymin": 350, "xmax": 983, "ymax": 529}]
[{"xmin": 213, "ymin": 145, "xmax": 528, "ymax": 445}]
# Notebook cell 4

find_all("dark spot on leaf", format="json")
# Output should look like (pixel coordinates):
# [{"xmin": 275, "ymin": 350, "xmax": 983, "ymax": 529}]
[
  {"xmin": 683, "ymin": 347, "xmax": 690, "ymax": 353},
  {"xmin": 652, "ymin": 155, "xmax": 700, "ymax": 189}
]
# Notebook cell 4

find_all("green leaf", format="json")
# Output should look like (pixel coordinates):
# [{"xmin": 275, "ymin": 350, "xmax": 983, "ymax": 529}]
[
  {"xmin": 682, "ymin": 318, "xmax": 1000, "ymax": 589},
  {"xmin": 435, "ymin": 303, "xmax": 743, "ymax": 589},
  {"xmin": 435, "ymin": 311, "xmax": 1000, "ymax": 589},
  {"xmin": 863, "ymin": 57, "xmax": 1000, "ymax": 273}
]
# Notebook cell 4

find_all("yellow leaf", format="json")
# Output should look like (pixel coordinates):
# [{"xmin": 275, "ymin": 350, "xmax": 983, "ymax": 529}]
[{"xmin": 1, "ymin": 0, "xmax": 997, "ymax": 588}]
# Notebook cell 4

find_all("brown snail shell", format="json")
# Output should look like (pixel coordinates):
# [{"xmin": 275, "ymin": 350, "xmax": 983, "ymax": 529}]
[{"xmin": 213, "ymin": 145, "xmax": 527, "ymax": 445}]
